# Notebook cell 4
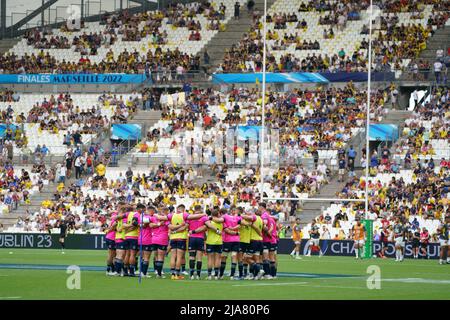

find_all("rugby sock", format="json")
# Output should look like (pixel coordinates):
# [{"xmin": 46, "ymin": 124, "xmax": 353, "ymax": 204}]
[
  {"xmin": 238, "ymin": 263, "xmax": 243, "ymax": 277},
  {"xmin": 129, "ymin": 264, "xmax": 135, "ymax": 276},
  {"xmin": 175, "ymin": 268, "xmax": 180, "ymax": 276},
  {"xmin": 208, "ymin": 268, "xmax": 212, "ymax": 276},
  {"xmin": 171, "ymin": 268, "xmax": 176, "ymax": 275},
  {"xmin": 257, "ymin": 263, "xmax": 262, "ymax": 275},
  {"xmin": 243, "ymin": 263, "xmax": 248, "ymax": 277},
  {"xmin": 142, "ymin": 261, "xmax": 149, "ymax": 275},
  {"xmin": 230, "ymin": 263, "xmax": 237, "ymax": 277},
  {"xmin": 153, "ymin": 260, "xmax": 157, "ymax": 272},
  {"xmin": 290, "ymin": 249, "xmax": 295, "ymax": 255},
  {"xmin": 214, "ymin": 267, "xmax": 219, "ymax": 277},
  {"xmin": 219, "ymin": 262, "xmax": 226, "ymax": 277},
  {"xmin": 114, "ymin": 259, "xmax": 123, "ymax": 274},
  {"xmin": 296, "ymin": 250, "xmax": 300, "ymax": 257},
  {"xmin": 196, "ymin": 261, "xmax": 202, "ymax": 277},
  {"xmin": 263, "ymin": 260, "xmax": 270, "ymax": 275},
  {"xmin": 107, "ymin": 263, "xmax": 111, "ymax": 273},
  {"xmin": 250, "ymin": 263, "xmax": 256, "ymax": 276},
  {"xmin": 156, "ymin": 261, "xmax": 163, "ymax": 276},
  {"xmin": 123, "ymin": 265, "xmax": 129, "ymax": 275},
  {"xmin": 254, "ymin": 263, "xmax": 261, "ymax": 276},
  {"xmin": 60, "ymin": 242, "xmax": 65, "ymax": 250},
  {"xmin": 189, "ymin": 260, "xmax": 196, "ymax": 276},
  {"xmin": 181, "ymin": 264, "xmax": 186, "ymax": 273},
  {"xmin": 269, "ymin": 261, "xmax": 276, "ymax": 277}
]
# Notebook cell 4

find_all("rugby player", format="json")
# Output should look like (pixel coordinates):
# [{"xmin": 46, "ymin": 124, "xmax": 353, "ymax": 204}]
[
  {"xmin": 237, "ymin": 207, "xmax": 253, "ymax": 279},
  {"xmin": 420, "ymin": 227, "xmax": 430, "ymax": 259},
  {"xmin": 104, "ymin": 210, "xmax": 118, "ymax": 275},
  {"xmin": 247, "ymin": 207, "xmax": 265, "ymax": 280},
  {"xmin": 290, "ymin": 217, "xmax": 302, "ymax": 259},
  {"xmin": 305, "ymin": 220, "xmax": 321, "ymax": 257},
  {"xmin": 137, "ymin": 204, "xmax": 153, "ymax": 278},
  {"xmin": 260, "ymin": 203, "xmax": 275, "ymax": 279},
  {"xmin": 393, "ymin": 217, "xmax": 406, "ymax": 262},
  {"xmin": 112, "ymin": 205, "xmax": 127, "ymax": 276},
  {"xmin": 411, "ymin": 227, "xmax": 420, "ymax": 259},
  {"xmin": 268, "ymin": 213, "xmax": 280, "ymax": 279},
  {"xmin": 151, "ymin": 207, "xmax": 170, "ymax": 278},
  {"xmin": 204, "ymin": 208, "xmax": 224, "ymax": 280},
  {"xmin": 437, "ymin": 214, "xmax": 450, "ymax": 265},
  {"xmin": 123, "ymin": 205, "xmax": 139, "ymax": 277},
  {"xmin": 351, "ymin": 219, "xmax": 366, "ymax": 259},
  {"xmin": 221, "ymin": 206, "xmax": 242, "ymax": 280},
  {"xmin": 378, "ymin": 226, "xmax": 389, "ymax": 258},
  {"xmin": 187, "ymin": 205, "xmax": 209, "ymax": 279}
]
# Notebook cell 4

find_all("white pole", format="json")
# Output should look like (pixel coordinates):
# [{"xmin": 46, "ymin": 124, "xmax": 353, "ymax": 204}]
[
  {"xmin": 263, "ymin": 197, "xmax": 367, "ymax": 202},
  {"xmin": 365, "ymin": 1, "xmax": 373, "ymax": 220},
  {"xmin": 259, "ymin": 0, "xmax": 267, "ymax": 203}
]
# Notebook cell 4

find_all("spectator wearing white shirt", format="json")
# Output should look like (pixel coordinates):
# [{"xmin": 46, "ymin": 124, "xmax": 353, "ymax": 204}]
[{"xmin": 434, "ymin": 60, "xmax": 443, "ymax": 84}]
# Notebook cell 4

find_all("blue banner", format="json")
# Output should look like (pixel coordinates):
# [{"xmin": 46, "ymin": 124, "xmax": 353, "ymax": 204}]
[
  {"xmin": 111, "ymin": 124, "xmax": 141, "ymax": 140},
  {"xmin": 0, "ymin": 74, "xmax": 147, "ymax": 84},
  {"xmin": 320, "ymin": 72, "xmax": 395, "ymax": 82},
  {"xmin": 213, "ymin": 72, "xmax": 395, "ymax": 84},
  {"xmin": 236, "ymin": 126, "xmax": 261, "ymax": 140},
  {"xmin": 369, "ymin": 124, "xmax": 399, "ymax": 141},
  {"xmin": 0, "ymin": 124, "xmax": 17, "ymax": 138},
  {"xmin": 213, "ymin": 73, "xmax": 329, "ymax": 84}
]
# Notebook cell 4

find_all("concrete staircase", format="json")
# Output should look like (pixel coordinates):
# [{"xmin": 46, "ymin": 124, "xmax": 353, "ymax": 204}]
[
  {"xmin": 0, "ymin": 38, "xmax": 20, "ymax": 55},
  {"xmin": 200, "ymin": 0, "xmax": 277, "ymax": 70},
  {"xmin": 401, "ymin": 26, "xmax": 450, "ymax": 82},
  {"xmin": 379, "ymin": 109, "xmax": 412, "ymax": 134},
  {"xmin": 0, "ymin": 182, "xmax": 58, "ymax": 228},
  {"xmin": 298, "ymin": 180, "xmax": 342, "ymax": 225}
]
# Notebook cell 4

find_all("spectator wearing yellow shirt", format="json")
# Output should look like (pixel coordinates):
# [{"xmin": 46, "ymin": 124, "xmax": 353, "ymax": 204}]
[{"xmin": 95, "ymin": 162, "xmax": 106, "ymax": 182}]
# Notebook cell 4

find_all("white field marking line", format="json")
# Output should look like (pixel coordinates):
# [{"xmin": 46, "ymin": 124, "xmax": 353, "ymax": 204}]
[
  {"xmin": 0, "ymin": 296, "xmax": 21, "ymax": 299},
  {"xmin": 382, "ymin": 278, "xmax": 450, "ymax": 285}
]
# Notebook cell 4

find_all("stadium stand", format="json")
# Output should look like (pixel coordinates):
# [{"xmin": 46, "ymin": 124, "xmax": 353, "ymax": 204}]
[
  {"xmin": 0, "ymin": 1, "xmax": 247, "ymax": 74},
  {"xmin": 0, "ymin": 92, "xmax": 142, "ymax": 157},
  {"xmin": 216, "ymin": 0, "xmax": 449, "ymax": 74}
]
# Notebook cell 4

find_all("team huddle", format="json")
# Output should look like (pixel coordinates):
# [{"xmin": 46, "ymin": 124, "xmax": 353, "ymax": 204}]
[{"xmin": 103, "ymin": 202, "xmax": 280, "ymax": 280}]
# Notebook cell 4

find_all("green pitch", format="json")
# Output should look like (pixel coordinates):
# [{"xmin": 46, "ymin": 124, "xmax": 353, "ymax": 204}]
[{"xmin": 0, "ymin": 249, "xmax": 449, "ymax": 300}]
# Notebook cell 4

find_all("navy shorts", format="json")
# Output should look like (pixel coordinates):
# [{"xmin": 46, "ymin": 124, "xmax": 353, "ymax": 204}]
[
  {"xmin": 153, "ymin": 244, "xmax": 168, "ymax": 251},
  {"xmin": 188, "ymin": 237, "xmax": 205, "ymax": 251},
  {"xmin": 170, "ymin": 239, "xmax": 187, "ymax": 250},
  {"xmin": 248, "ymin": 241, "xmax": 263, "ymax": 255},
  {"xmin": 142, "ymin": 244, "xmax": 153, "ymax": 252},
  {"xmin": 125, "ymin": 238, "xmax": 138, "ymax": 251},
  {"xmin": 206, "ymin": 244, "xmax": 223, "ymax": 254},
  {"xmin": 115, "ymin": 241, "xmax": 128, "ymax": 250},
  {"xmin": 106, "ymin": 239, "xmax": 116, "ymax": 250},
  {"xmin": 223, "ymin": 241, "xmax": 240, "ymax": 253},
  {"xmin": 239, "ymin": 242, "xmax": 250, "ymax": 253},
  {"xmin": 262, "ymin": 242, "xmax": 272, "ymax": 251},
  {"xmin": 269, "ymin": 242, "xmax": 278, "ymax": 252}
]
